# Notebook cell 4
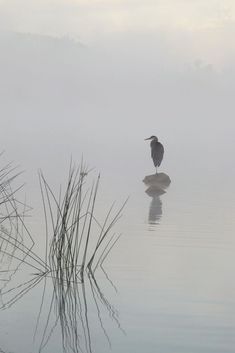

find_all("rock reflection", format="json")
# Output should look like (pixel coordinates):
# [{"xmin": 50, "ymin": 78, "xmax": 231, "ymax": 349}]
[
  {"xmin": 143, "ymin": 173, "xmax": 171, "ymax": 226},
  {"xmin": 148, "ymin": 190, "xmax": 163, "ymax": 225}
]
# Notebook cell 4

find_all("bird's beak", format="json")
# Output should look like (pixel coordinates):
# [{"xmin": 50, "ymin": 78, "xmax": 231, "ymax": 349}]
[{"xmin": 145, "ymin": 137, "xmax": 151, "ymax": 140}]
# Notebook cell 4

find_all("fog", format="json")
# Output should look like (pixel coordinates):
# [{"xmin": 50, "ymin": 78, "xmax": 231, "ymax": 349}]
[
  {"xmin": 1, "ymin": 1, "xmax": 235, "ymax": 201},
  {"xmin": 1, "ymin": 29, "xmax": 235, "ymax": 177},
  {"xmin": 1, "ymin": 3, "xmax": 235, "ymax": 353}
]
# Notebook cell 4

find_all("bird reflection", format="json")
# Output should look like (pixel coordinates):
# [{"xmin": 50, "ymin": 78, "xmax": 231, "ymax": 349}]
[{"xmin": 143, "ymin": 173, "xmax": 171, "ymax": 226}]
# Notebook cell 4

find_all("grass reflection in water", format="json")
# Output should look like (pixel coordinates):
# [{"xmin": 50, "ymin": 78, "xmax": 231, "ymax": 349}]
[{"xmin": 0, "ymin": 158, "xmax": 126, "ymax": 353}]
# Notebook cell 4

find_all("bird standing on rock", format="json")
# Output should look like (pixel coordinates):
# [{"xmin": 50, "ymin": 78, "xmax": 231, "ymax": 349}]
[{"xmin": 145, "ymin": 135, "xmax": 164, "ymax": 173}]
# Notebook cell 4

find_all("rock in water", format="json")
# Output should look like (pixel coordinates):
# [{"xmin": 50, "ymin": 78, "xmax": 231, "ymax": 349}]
[{"xmin": 143, "ymin": 173, "xmax": 171, "ymax": 189}]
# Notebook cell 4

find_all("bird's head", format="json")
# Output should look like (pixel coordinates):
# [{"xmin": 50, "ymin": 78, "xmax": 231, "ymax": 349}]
[{"xmin": 145, "ymin": 135, "xmax": 158, "ymax": 141}]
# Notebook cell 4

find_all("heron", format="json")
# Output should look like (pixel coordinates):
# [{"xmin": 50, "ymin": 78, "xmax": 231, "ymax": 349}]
[{"xmin": 145, "ymin": 135, "xmax": 164, "ymax": 173}]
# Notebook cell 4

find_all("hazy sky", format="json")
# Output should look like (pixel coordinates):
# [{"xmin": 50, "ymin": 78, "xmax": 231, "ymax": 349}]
[
  {"xmin": 1, "ymin": 0, "xmax": 235, "ymax": 33},
  {"xmin": 1, "ymin": 0, "xmax": 235, "ymax": 180},
  {"xmin": 1, "ymin": 0, "xmax": 235, "ymax": 69},
  {"xmin": 0, "ymin": 1, "xmax": 234, "ymax": 36}
]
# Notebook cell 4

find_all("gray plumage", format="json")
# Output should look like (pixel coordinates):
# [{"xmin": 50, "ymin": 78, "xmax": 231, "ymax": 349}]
[{"xmin": 145, "ymin": 135, "xmax": 164, "ymax": 168}]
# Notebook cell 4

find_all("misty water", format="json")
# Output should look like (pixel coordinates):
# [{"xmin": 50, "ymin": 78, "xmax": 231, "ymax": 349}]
[{"xmin": 1, "ymin": 32, "xmax": 235, "ymax": 353}]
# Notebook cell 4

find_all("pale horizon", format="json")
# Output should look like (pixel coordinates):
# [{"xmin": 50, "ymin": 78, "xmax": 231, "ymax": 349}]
[{"xmin": 1, "ymin": 1, "xmax": 235, "ymax": 69}]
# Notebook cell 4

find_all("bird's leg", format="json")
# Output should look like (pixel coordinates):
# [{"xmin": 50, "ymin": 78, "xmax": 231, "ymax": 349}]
[{"xmin": 155, "ymin": 167, "xmax": 158, "ymax": 175}]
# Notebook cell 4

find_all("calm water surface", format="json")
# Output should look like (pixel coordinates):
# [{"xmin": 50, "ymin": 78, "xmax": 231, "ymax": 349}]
[{"xmin": 0, "ymin": 144, "xmax": 235, "ymax": 353}]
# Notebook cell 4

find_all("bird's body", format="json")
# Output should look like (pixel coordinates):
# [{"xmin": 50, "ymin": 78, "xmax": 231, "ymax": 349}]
[
  {"xmin": 150, "ymin": 138, "xmax": 164, "ymax": 167},
  {"xmin": 145, "ymin": 135, "xmax": 164, "ymax": 171}
]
